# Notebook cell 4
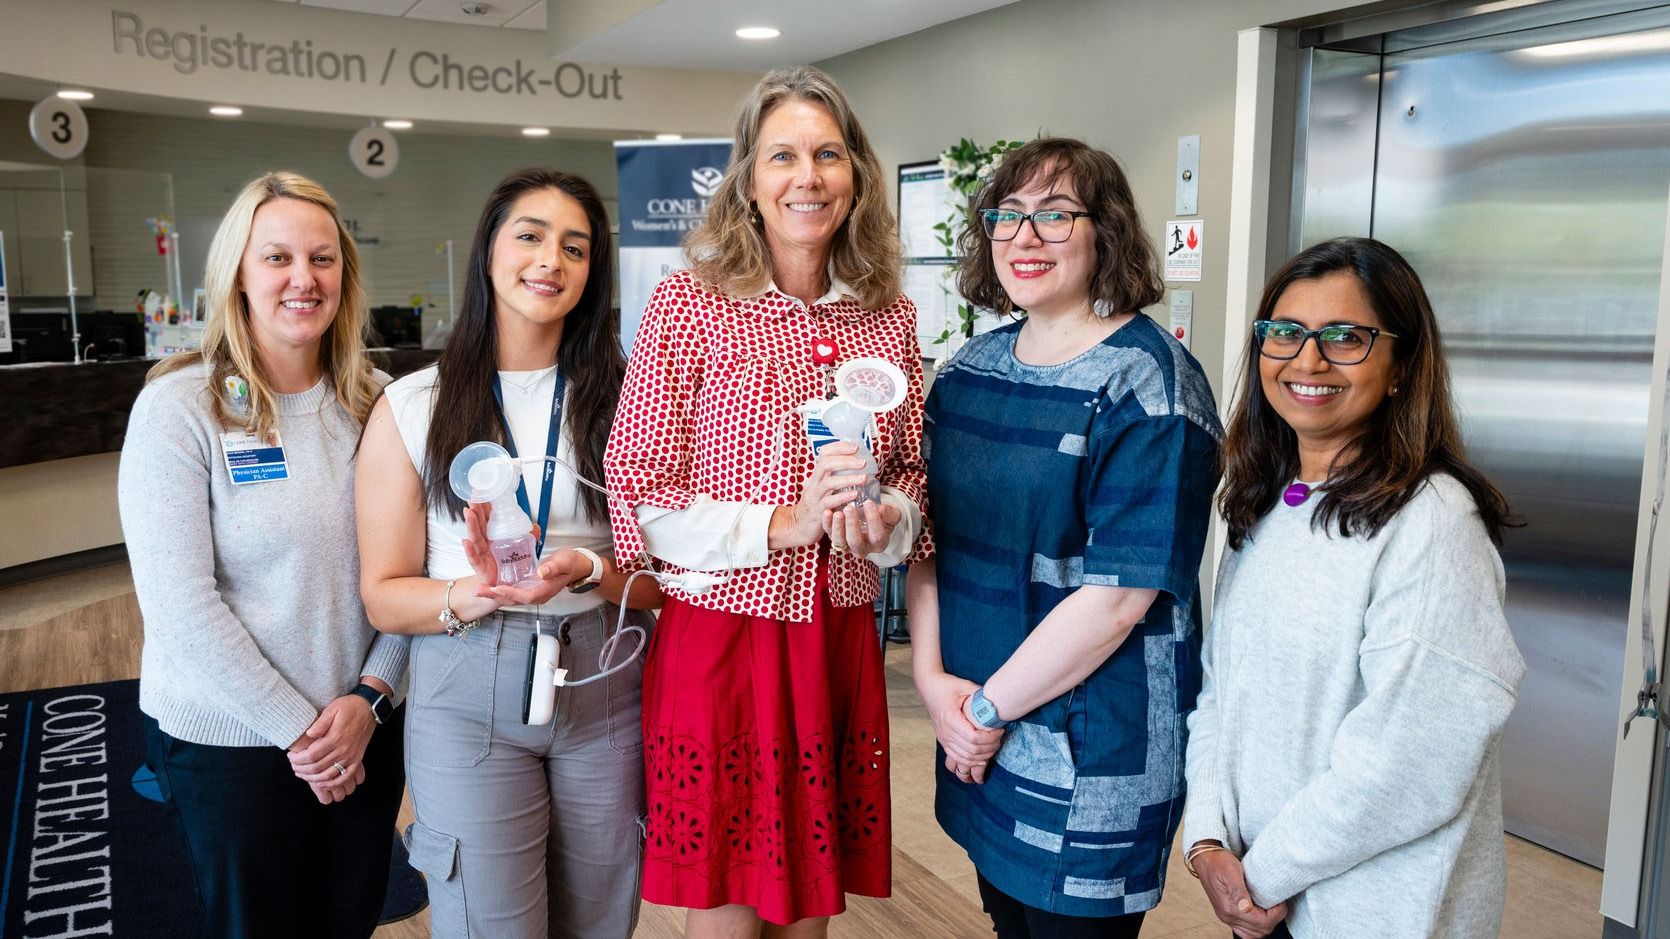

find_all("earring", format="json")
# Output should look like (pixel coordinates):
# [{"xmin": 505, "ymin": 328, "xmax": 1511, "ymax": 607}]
[
  {"xmin": 749, "ymin": 201, "xmax": 762, "ymax": 227},
  {"xmin": 1390, "ymin": 385, "xmax": 1400, "ymax": 397}
]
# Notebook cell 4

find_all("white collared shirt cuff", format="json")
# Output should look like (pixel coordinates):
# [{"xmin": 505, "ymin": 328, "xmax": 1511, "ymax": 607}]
[
  {"xmin": 866, "ymin": 487, "xmax": 921, "ymax": 568},
  {"xmin": 635, "ymin": 497, "xmax": 775, "ymax": 572}
]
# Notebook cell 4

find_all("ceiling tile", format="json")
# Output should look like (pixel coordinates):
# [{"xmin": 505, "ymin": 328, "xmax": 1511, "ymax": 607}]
[
  {"xmin": 403, "ymin": 0, "xmax": 517, "ymax": 28},
  {"xmin": 298, "ymin": 0, "xmax": 419, "ymax": 15},
  {"xmin": 505, "ymin": 1, "xmax": 546, "ymax": 31}
]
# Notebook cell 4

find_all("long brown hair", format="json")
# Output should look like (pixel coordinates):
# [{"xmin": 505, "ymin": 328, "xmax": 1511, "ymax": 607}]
[
  {"xmin": 148, "ymin": 172, "xmax": 379, "ymax": 436},
  {"xmin": 418, "ymin": 168, "xmax": 623, "ymax": 523},
  {"xmin": 684, "ymin": 65, "xmax": 901, "ymax": 310},
  {"xmin": 958, "ymin": 137, "xmax": 1163, "ymax": 317},
  {"xmin": 1219, "ymin": 237, "xmax": 1514, "ymax": 548}
]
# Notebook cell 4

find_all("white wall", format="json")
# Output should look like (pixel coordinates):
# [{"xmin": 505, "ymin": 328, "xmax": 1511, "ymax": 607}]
[{"xmin": 75, "ymin": 107, "xmax": 619, "ymax": 315}]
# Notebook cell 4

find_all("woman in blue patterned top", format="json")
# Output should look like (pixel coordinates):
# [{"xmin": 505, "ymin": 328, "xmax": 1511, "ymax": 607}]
[{"xmin": 909, "ymin": 137, "xmax": 1222, "ymax": 938}]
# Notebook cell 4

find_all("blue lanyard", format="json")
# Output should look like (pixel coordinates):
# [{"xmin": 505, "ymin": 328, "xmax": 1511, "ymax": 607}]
[{"xmin": 491, "ymin": 369, "xmax": 565, "ymax": 560}]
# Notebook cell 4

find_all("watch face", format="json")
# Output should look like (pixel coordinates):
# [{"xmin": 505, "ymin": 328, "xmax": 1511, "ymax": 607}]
[{"xmin": 569, "ymin": 581, "xmax": 600, "ymax": 594}]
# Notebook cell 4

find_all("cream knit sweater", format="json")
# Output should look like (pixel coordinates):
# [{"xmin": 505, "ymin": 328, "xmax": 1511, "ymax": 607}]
[
  {"xmin": 119, "ymin": 363, "xmax": 407, "ymax": 749},
  {"xmin": 1183, "ymin": 473, "xmax": 1524, "ymax": 938}
]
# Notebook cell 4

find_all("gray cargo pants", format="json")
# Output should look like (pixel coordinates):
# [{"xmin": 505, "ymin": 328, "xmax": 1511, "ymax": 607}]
[{"xmin": 402, "ymin": 606, "xmax": 647, "ymax": 938}]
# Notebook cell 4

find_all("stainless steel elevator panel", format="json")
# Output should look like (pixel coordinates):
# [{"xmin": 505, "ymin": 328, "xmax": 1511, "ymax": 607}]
[{"xmin": 1295, "ymin": 10, "xmax": 1670, "ymax": 866}]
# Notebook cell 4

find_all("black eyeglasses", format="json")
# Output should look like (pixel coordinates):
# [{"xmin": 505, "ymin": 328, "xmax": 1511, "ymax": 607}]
[
  {"xmin": 977, "ymin": 208, "xmax": 1093, "ymax": 243},
  {"xmin": 1252, "ymin": 320, "xmax": 1398, "ymax": 366}
]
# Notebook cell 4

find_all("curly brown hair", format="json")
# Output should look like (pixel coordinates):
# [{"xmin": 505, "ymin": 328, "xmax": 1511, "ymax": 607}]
[{"xmin": 957, "ymin": 138, "xmax": 1163, "ymax": 317}]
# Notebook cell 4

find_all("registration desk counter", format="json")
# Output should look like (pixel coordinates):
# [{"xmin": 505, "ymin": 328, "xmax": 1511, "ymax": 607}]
[
  {"xmin": 0, "ymin": 348, "xmax": 440, "ymax": 577},
  {"xmin": 0, "ymin": 348, "xmax": 439, "ymax": 469}
]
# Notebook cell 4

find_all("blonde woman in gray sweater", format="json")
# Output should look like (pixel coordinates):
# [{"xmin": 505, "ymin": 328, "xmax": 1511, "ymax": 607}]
[
  {"xmin": 119, "ymin": 172, "xmax": 407, "ymax": 939},
  {"xmin": 1182, "ymin": 238, "xmax": 1524, "ymax": 939}
]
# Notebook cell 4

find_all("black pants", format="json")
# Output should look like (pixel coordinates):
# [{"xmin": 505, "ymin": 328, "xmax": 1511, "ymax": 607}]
[
  {"xmin": 978, "ymin": 872, "xmax": 1147, "ymax": 938},
  {"xmin": 143, "ymin": 706, "xmax": 406, "ymax": 939}
]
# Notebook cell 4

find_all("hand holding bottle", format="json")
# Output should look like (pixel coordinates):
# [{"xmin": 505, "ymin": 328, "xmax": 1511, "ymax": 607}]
[{"xmin": 462, "ymin": 502, "xmax": 595, "ymax": 605}]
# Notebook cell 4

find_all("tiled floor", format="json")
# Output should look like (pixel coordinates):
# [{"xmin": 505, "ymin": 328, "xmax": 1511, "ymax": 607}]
[{"xmin": 0, "ymin": 562, "xmax": 1606, "ymax": 937}]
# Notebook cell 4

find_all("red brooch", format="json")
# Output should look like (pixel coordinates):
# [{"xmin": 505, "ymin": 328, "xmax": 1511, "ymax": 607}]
[{"xmin": 811, "ymin": 338, "xmax": 839, "ymax": 366}]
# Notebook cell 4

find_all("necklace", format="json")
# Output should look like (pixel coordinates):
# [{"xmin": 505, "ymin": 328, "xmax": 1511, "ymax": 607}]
[{"xmin": 1283, "ymin": 482, "xmax": 1314, "ymax": 507}]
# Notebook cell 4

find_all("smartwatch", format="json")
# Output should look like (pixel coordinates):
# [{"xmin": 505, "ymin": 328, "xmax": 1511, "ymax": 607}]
[
  {"xmin": 568, "ymin": 547, "xmax": 605, "ymax": 594},
  {"xmin": 349, "ymin": 683, "xmax": 394, "ymax": 725},
  {"xmin": 968, "ymin": 686, "xmax": 1008, "ymax": 730}
]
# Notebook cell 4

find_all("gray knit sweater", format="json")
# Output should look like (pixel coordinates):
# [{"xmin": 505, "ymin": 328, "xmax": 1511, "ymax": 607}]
[
  {"xmin": 119, "ymin": 362, "xmax": 408, "ymax": 749},
  {"xmin": 1182, "ymin": 474, "xmax": 1524, "ymax": 939}
]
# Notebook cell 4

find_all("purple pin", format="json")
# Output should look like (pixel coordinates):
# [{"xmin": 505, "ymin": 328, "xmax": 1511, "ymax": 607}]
[{"xmin": 1282, "ymin": 482, "xmax": 1312, "ymax": 507}]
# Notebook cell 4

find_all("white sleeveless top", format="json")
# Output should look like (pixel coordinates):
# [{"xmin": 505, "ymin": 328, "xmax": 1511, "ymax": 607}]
[{"xmin": 383, "ymin": 363, "xmax": 608, "ymax": 616}]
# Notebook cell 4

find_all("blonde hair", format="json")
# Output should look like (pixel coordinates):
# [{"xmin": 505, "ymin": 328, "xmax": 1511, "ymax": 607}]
[
  {"xmin": 685, "ymin": 65, "xmax": 901, "ymax": 311},
  {"xmin": 148, "ymin": 171, "xmax": 379, "ymax": 435}
]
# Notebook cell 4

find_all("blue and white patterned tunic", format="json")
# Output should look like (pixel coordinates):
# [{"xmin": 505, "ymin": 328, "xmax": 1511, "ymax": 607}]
[{"xmin": 924, "ymin": 316, "xmax": 1222, "ymax": 917}]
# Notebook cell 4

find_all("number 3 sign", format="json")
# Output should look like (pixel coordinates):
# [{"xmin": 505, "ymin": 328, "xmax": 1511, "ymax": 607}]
[
  {"xmin": 29, "ymin": 97, "xmax": 89, "ymax": 160},
  {"xmin": 350, "ymin": 126, "xmax": 399, "ymax": 180}
]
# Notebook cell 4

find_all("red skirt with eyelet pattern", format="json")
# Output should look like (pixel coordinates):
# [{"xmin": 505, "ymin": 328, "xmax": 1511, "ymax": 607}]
[{"xmin": 639, "ymin": 561, "xmax": 892, "ymax": 925}]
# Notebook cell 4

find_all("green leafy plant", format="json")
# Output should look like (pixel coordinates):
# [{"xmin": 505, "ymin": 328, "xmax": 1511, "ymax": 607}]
[{"xmin": 933, "ymin": 138, "xmax": 1025, "ymax": 344}]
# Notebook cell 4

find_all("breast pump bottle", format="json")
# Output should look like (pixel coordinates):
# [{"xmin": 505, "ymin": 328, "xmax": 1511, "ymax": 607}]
[
  {"xmin": 448, "ymin": 441, "xmax": 538, "ymax": 586},
  {"xmin": 807, "ymin": 358, "xmax": 909, "ymax": 503}
]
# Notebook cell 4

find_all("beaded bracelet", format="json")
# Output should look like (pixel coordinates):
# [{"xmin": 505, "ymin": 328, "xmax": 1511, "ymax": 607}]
[{"xmin": 439, "ymin": 579, "xmax": 478, "ymax": 638}]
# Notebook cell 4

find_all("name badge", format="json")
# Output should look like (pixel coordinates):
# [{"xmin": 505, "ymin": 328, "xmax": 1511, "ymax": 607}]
[{"xmin": 220, "ymin": 430, "xmax": 290, "ymax": 485}]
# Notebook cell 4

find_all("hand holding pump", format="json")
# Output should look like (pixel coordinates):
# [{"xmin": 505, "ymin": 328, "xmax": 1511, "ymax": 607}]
[{"xmin": 803, "ymin": 358, "xmax": 909, "ymax": 504}]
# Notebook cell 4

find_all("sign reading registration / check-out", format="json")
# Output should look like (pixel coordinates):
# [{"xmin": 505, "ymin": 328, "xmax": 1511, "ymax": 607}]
[{"xmin": 108, "ymin": 10, "xmax": 626, "ymax": 101}]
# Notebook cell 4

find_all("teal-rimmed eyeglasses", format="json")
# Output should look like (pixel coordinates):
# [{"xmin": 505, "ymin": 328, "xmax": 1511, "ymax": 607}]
[
  {"xmin": 1252, "ymin": 319, "xmax": 1398, "ymax": 366},
  {"xmin": 977, "ymin": 208, "xmax": 1093, "ymax": 243}
]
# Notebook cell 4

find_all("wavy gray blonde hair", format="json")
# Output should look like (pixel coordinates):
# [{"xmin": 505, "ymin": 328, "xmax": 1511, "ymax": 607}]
[
  {"xmin": 148, "ymin": 171, "xmax": 379, "ymax": 436},
  {"xmin": 685, "ymin": 65, "xmax": 901, "ymax": 310}
]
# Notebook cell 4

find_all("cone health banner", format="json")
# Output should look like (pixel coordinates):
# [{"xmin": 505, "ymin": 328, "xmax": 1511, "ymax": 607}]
[{"xmin": 614, "ymin": 138, "xmax": 732, "ymax": 351}]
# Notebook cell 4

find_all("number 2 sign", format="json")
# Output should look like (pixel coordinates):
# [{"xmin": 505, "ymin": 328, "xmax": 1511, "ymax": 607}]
[
  {"xmin": 350, "ymin": 126, "xmax": 400, "ymax": 180},
  {"xmin": 29, "ymin": 97, "xmax": 89, "ymax": 161}
]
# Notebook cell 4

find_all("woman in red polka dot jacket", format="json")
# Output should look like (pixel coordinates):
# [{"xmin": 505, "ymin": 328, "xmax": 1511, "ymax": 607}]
[{"xmin": 604, "ymin": 65, "xmax": 929, "ymax": 938}]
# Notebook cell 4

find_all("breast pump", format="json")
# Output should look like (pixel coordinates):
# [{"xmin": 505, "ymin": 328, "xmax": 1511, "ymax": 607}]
[
  {"xmin": 449, "ymin": 441, "xmax": 541, "ymax": 587},
  {"xmin": 800, "ymin": 358, "xmax": 909, "ymax": 504},
  {"xmin": 445, "ymin": 356, "xmax": 908, "ymax": 726}
]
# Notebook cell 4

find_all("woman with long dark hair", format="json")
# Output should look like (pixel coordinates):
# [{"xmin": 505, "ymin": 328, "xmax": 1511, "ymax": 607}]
[
  {"xmin": 1182, "ymin": 237, "xmax": 1524, "ymax": 939},
  {"xmin": 357, "ymin": 167, "xmax": 659, "ymax": 937}
]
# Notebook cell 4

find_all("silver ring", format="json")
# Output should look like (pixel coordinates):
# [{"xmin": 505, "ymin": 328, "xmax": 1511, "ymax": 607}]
[{"xmin": 333, "ymin": 761, "xmax": 347, "ymax": 776}]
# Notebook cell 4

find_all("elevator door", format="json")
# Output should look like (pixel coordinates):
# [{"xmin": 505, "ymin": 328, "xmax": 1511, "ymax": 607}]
[{"xmin": 1297, "ymin": 8, "xmax": 1670, "ymax": 866}]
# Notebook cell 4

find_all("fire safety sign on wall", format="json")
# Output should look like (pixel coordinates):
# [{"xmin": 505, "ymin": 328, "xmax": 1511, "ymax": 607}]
[{"xmin": 1163, "ymin": 220, "xmax": 1203, "ymax": 282}]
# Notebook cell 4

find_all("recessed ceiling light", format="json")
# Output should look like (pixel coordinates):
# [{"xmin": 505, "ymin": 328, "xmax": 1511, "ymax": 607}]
[
  {"xmin": 459, "ymin": 1, "xmax": 491, "ymax": 15},
  {"xmin": 383, "ymin": 119, "xmax": 413, "ymax": 130},
  {"xmin": 521, "ymin": 127, "xmax": 550, "ymax": 137},
  {"xmin": 655, "ymin": 133, "xmax": 683, "ymax": 141},
  {"xmin": 209, "ymin": 105, "xmax": 243, "ymax": 117},
  {"xmin": 57, "ymin": 90, "xmax": 95, "ymax": 101},
  {"xmin": 736, "ymin": 26, "xmax": 780, "ymax": 40}
]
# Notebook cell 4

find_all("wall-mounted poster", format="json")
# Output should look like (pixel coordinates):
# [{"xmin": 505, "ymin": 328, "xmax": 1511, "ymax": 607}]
[
  {"xmin": 614, "ymin": 138, "xmax": 733, "ymax": 352},
  {"xmin": 897, "ymin": 161, "xmax": 963, "ymax": 351}
]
